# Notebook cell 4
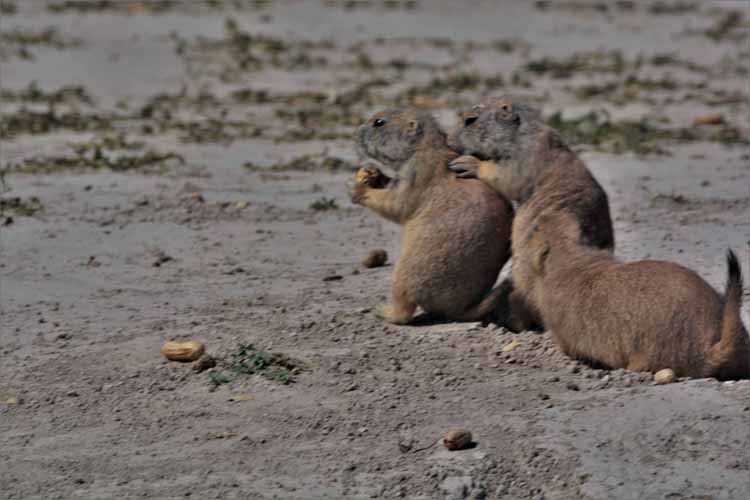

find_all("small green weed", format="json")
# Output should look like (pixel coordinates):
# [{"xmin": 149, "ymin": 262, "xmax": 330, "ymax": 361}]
[
  {"xmin": 0, "ymin": 1, "xmax": 17, "ymax": 14},
  {"xmin": 4, "ymin": 133, "xmax": 184, "ymax": 174},
  {"xmin": 310, "ymin": 197, "xmax": 339, "ymax": 211},
  {"xmin": 547, "ymin": 110, "xmax": 749, "ymax": 155},
  {"xmin": 0, "ymin": 196, "xmax": 44, "ymax": 217},
  {"xmin": 208, "ymin": 343, "xmax": 305, "ymax": 387}
]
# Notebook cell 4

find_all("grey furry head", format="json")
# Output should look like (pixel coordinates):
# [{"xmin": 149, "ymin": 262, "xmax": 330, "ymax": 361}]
[
  {"xmin": 447, "ymin": 96, "xmax": 544, "ymax": 161},
  {"xmin": 355, "ymin": 107, "xmax": 444, "ymax": 169}
]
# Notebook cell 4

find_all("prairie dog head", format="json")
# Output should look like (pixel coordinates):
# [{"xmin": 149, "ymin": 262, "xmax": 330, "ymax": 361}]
[
  {"xmin": 515, "ymin": 212, "xmax": 582, "ymax": 287},
  {"xmin": 448, "ymin": 96, "xmax": 544, "ymax": 161},
  {"xmin": 355, "ymin": 107, "xmax": 444, "ymax": 170}
]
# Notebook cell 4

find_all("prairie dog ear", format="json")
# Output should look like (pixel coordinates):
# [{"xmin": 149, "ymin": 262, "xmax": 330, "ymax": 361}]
[
  {"xmin": 528, "ymin": 221, "xmax": 552, "ymax": 274},
  {"xmin": 495, "ymin": 103, "xmax": 520, "ymax": 125},
  {"xmin": 460, "ymin": 110, "xmax": 479, "ymax": 127},
  {"xmin": 540, "ymin": 127, "xmax": 566, "ymax": 150},
  {"xmin": 406, "ymin": 119, "xmax": 422, "ymax": 136},
  {"xmin": 532, "ymin": 241, "xmax": 550, "ymax": 274}
]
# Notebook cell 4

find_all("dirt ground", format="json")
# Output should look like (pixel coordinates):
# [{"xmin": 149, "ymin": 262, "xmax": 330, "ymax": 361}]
[{"xmin": 1, "ymin": 1, "xmax": 749, "ymax": 499}]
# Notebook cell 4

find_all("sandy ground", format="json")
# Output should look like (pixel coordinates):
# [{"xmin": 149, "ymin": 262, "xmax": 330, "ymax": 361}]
[{"xmin": 1, "ymin": 1, "xmax": 749, "ymax": 499}]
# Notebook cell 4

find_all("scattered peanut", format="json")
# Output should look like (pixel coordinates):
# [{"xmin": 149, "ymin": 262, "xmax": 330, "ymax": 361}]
[
  {"xmin": 161, "ymin": 340, "xmax": 205, "ymax": 362},
  {"xmin": 654, "ymin": 368, "xmax": 676, "ymax": 385},
  {"xmin": 443, "ymin": 429, "xmax": 473, "ymax": 451}
]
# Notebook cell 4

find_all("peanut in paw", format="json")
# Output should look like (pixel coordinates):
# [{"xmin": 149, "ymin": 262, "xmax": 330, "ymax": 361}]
[
  {"xmin": 355, "ymin": 166, "xmax": 388, "ymax": 188},
  {"xmin": 349, "ymin": 181, "xmax": 369, "ymax": 205}
]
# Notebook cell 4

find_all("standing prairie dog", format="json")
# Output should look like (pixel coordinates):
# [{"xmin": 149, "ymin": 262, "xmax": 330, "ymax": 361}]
[
  {"xmin": 516, "ymin": 211, "xmax": 749, "ymax": 379},
  {"xmin": 350, "ymin": 107, "xmax": 513, "ymax": 325},
  {"xmin": 447, "ymin": 96, "xmax": 614, "ymax": 331}
]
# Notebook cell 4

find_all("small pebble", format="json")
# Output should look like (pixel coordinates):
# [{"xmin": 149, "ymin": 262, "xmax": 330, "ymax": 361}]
[
  {"xmin": 502, "ymin": 339, "xmax": 521, "ymax": 352},
  {"xmin": 362, "ymin": 249, "xmax": 388, "ymax": 268},
  {"xmin": 192, "ymin": 354, "xmax": 217, "ymax": 372},
  {"xmin": 693, "ymin": 113, "xmax": 724, "ymax": 126}
]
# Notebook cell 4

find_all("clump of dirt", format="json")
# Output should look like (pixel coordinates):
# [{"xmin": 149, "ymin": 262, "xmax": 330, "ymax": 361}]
[
  {"xmin": 0, "ymin": 106, "xmax": 112, "ymax": 139},
  {"xmin": 275, "ymin": 112, "xmax": 363, "ymax": 142},
  {"xmin": 208, "ymin": 343, "xmax": 306, "ymax": 387},
  {"xmin": 47, "ymin": 0, "xmax": 271, "ymax": 15},
  {"xmin": 47, "ymin": 0, "xmax": 115, "ymax": 12},
  {"xmin": 230, "ymin": 88, "xmax": 325, "ymax": 105},
  {"xmin": 548, "ymin": 110, "xmax": 666, "ymax": 154},
  {"xmin": 0, "ymin": 1, "xmax": 17, "ymax": 15},
  {"xmin": 5, "ymin": 133, "xmax": 184, "ymax": 173},
  {"xmin": 570, "ymin": 77, "xmax": 745, "ymax": 108},
  {"xmin": 0, "ymin": 195, "xmax": 44, "ymax": 217},
  {"xmin": 0, "ymin": 27, "xmax": 82, "ymax": 60},
  {"xmin": 136, "ymin": 83, "xmax": 372, "ymax": 144},
  {"xmin": 648, "ymin": 1, "xmax": 699, "ymax": 15},
  {"xmin": 397, "ymin": 72, "xmax": 506, "ymax": 108},
  {"xmin": 704, "ymin": 10, "xmax": 744, "ymax": 42},
  {"xmin": 650, "ymin": 192, "xmax": 690, "ymax": 207},
  {"xmin": 137, "ymin": 89, "xmax": 223, "ymax": 119},
  {"xmin": 367, "ymin": 35, "xmax": 527, "ymax": 54},
  {"xmin": 649, "ymin": 52, "xmax": 709, "ymax": 73},
  {"xmin": 135, "ymin": 89, "xmax": 267, "ymax": 143},
  {"xmin": 322, "ymin": 0, "xmax": 419, "ymax": 11},
  {"xmin": 172, "ymin": 17, "xmax": 333, "ymax": 82},
  {"xmin": 567, "ymin": 75, "xmax": 707, "ymax": 104},
  {"xmin": 1, "ymin": 82, "xmax": 95, "ymax": 105},
  {"xmin": 158, "ymin": 116, "xmax": 263, "ymax": 144},
  {"xmin": 525, "ymin": 50, "xmax": 626, "ymax": 78},
  {"xmin": 244, "ymin": 154, "xmax": 357, "ymax": 173},
  {"xmin": 47, "ymin": 0, "xmax": 177, "ymax": 14},
  {"xmin": 533, "ymin": 1, "xmax": 620, "ymax": 13},
  {"xmin": 310, "ymin": 197, "xmax": 339, "ymax": 211},
  {"xmin": 547, "ymin": 110, "xmax": 749, "ymax": 155}
]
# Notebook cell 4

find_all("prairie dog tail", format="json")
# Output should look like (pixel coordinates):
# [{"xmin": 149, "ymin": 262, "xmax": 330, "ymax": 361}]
[
  {"xmin": 454, "ymin": 282, "xmax": 511, "ymax": 322},
  {"xmin": 709, "ymin": 250, "xmax": 750, "ymax": 379}
]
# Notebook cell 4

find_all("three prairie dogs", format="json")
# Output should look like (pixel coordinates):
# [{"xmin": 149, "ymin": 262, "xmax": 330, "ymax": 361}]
[{"xmin": 352, "ymin": 98, "xmax": 748, "ymax": 379}]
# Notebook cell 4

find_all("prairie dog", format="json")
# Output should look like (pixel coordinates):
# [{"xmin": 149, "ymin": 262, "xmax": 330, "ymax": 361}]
[
  {"xmin": 447, "ymin": 96, "xmax": 614, "ymax": 331},
  {"xmin": 518, "ymin": 211, "xmax": 749, "ymax": 380},
  {"xmin": 351, "ymin": 107, "xmax": 513, "ymax": 325}
]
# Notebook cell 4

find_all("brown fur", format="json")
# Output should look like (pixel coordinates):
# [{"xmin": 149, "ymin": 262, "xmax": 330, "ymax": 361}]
[
  {"xmin": 351, "ymin": 108, "xmax": 513, "ymax": 324},
  {"xmin": 516, "ymin": 211, "xmax": 750, "ymax": 379},
  {"xmin": 447, "ymin": 97, "xmax": 614, "ymax": 331}
]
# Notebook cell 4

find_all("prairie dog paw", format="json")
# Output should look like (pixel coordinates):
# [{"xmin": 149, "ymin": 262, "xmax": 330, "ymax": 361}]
[
  {"xmin": 350, "ymin": 167, "xmax": 375, "ymax": 204},
  {"xmin": 376, "ymin": 303, "xmax": 413, "ymax": 325},
  {"xmin": 448, "ymin": 155, "xmax": 482, "ymax": 178},
  {"xmin": 351, "ymin": 166, "xmax": 388, "ymax": 204},
  {"xmin": 350, "ymin": 182, "xmax": 369, "ymax": 205},
  {"xmin": 355, "ymin": 166, "xmax": 387, "ymax": 188}
]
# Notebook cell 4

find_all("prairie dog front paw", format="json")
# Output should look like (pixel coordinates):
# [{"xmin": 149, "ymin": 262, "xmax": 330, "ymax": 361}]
[
  {"xmin": 356, "ymin": 166, "xmax": 388, "ymax": 188},
  {"xmin": 448, "ymin": 155, "xmax": 482, "ymax": 178}
]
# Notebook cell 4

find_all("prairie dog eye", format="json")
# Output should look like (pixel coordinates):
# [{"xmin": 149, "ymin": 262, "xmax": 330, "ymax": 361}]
[
  {"xmin": 373, "ymin": 118, "xmax": 386, "ymax": 127},
  {"xmin": 464, "ymin": 115, "xmax": 478, "ymax": 126}
]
